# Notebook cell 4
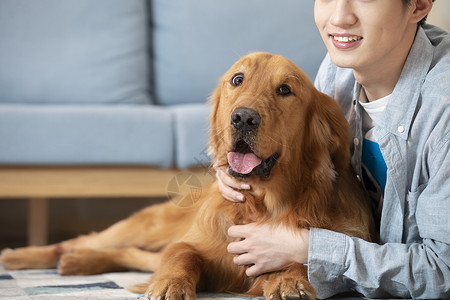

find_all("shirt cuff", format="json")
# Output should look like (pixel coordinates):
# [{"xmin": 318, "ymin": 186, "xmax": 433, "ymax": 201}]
[{"xmin": 307, "ymin": 228, "xmax": 349, "ymax": 298}]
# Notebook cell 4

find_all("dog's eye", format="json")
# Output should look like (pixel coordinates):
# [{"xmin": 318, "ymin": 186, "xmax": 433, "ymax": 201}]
[
  {"xmin": 277, "ymin": 84, "xmax": 292, "ymax": 96},
  {"xmin": 231, "ymin": 74, "xmax": 244, "ymax": 86}
]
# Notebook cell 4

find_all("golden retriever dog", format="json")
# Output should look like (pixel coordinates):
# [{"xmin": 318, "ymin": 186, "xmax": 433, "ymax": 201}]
[{"xmin": 0, "ymin": 52, "xmax": 374, "ymax": 300}]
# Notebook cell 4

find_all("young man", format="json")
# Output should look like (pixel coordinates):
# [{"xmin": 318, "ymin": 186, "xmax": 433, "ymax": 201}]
[{"xmin": 216, "ymin": 0, "xmax": 450, "ymax": 298}]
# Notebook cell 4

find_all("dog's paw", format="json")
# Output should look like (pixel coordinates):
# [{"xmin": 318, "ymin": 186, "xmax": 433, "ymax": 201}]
[
  {"xmin": 146, "ymin": 277, "xmax": 196, "ymax": 300},
  {"xmin": 263, "ymin": 276, "xmax": 315, "ymax": 300},
  {"xmin": 58, "ymin": 250, "xmax": 89, "ymax": 275},
  {"xmin": 0, "ymin": 249, "xmax": 21, "ymax": 269},
  {"xmin": 1, "ymin": 246, "xmax": 58, "ymax": 270},
  {"xmin": 58, "ymin": 249, "xmax": 115, "ymax": 275}
]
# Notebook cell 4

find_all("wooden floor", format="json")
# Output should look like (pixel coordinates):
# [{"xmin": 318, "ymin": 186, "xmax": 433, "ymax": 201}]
[{"xmin": 0, "ymin": 166, "xmax": 216, "ymax": 246}]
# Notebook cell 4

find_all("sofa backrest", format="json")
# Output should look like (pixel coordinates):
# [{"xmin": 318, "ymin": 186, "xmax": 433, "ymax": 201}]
[
  {"xmin": 152, "ymin": 0, "xmax": 327, "ymax": 106},
  {"xmin": 0, "ymin": 1, "xmax": 327, "ymax": 107},
  {"xmin": 0, "ymin": 0, "xmax": 151, "ymax": 105}
]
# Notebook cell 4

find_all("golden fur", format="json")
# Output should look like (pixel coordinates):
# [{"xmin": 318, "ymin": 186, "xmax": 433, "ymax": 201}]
[{"xmin": 0, "ymin": 52, "xmax": 374, "ymax": 300}]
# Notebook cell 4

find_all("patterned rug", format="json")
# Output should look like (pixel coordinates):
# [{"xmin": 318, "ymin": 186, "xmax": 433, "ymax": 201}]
[{"xmin": 0, "ymin": 266, "xmax": 261, "ymax": 299}]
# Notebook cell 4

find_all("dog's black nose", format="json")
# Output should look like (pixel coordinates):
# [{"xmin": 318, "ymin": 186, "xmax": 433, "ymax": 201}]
[{"xmin": 231, "ymin": 107, "xmax": 261, "ymax": 132}]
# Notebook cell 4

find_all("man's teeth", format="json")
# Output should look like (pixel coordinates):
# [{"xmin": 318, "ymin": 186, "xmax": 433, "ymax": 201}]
[{"xmin": 333, "ymin": 36, "xmax": 362, "ymax": 42}]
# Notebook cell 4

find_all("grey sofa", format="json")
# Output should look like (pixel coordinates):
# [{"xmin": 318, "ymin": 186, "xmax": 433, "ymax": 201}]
[{"xmin": 0, "ymin": 0, "xmax": 326, "ymax": 170}]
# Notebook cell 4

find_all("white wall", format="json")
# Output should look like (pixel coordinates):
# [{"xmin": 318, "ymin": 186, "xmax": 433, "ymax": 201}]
[{"xmin": 428, "ymin": 1, "xmax": 450, "ymax": 31}]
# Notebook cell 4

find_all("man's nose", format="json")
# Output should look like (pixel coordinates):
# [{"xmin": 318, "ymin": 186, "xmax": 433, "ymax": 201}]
[{"xmin": 330, "ymin": 0, "xmax": 358, "ymax": 28}]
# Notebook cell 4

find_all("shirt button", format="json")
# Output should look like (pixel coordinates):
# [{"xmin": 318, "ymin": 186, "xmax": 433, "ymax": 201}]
[
  {"xmin": 353, "ymin": 138, "xmax": 360, "ymax": 146},
  {"xmin": 398, "ymin": 125, "xmax": 405, "ymax": 133}
]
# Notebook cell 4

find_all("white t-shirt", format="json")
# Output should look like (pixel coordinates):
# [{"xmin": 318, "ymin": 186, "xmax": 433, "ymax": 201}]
[{"xmin": 359, "ymin": 91, "xmax": 391, "ymax": 139}]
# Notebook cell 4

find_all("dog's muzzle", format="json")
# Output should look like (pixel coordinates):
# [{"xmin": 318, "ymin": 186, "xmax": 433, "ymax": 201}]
[{"xmin": 227, "ymin": 107, "xmax": 279, "ymax": 179}]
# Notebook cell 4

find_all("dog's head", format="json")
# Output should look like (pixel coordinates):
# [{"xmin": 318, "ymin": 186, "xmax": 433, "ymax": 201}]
[{"xmin": 209, "ymin": 52, "xmax": 350, "ymax": 186}]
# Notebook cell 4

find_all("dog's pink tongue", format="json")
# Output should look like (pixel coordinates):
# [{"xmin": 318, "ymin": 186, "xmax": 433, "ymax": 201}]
[{"xmin": 227, "ymin": 152, "xmax": 262, "ymax": 174}]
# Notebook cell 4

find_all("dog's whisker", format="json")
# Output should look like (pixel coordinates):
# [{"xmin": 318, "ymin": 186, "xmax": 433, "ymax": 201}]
[{"xmin": 265, "ymin": 134, "xmax": 290, "ymax": 149}]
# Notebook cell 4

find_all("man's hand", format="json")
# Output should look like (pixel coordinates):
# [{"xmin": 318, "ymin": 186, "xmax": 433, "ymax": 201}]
[
  {"xmin": 214, "ymin": 163, "xmax": 250, "ymax": 202},
  {"xmin": 227, "ymin": 223, "xmax": 310, "ymax": 277}
]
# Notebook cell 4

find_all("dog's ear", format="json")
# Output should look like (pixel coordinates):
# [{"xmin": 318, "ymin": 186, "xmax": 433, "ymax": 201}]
[
  {"xmin": 307, "ymin": 92, "xmax": 350, "ymax": 177},
  {"xmin": 207, "ymin": 84, "xmax": 222, "ymax": 161}
]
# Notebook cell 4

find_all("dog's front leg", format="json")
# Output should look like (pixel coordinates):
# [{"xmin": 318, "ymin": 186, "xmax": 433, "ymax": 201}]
[{"xmin": 132, "ymin": 242, "xmax": 203, "ymax": 300}]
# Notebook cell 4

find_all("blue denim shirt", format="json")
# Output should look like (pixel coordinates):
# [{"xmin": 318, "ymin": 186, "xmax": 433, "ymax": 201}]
[{"xmin": 309, "ymin": 24, "xmax": 450, "ymax": 299}]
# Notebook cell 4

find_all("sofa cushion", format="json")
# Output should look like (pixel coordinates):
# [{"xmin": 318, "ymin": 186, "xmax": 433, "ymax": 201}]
[
  {"xmin": 0, "ymin": 105, "xmax": 173, "ymax": 167},
  {"xmin": 172, "ymin": 104, "xmax": 212, "ymax": 169},
  {"xmin": 0, "ymin": 0, "xmax": 151, "ymax": 105},
  {"xmin": 152, "ymin": 0, "xmax": 326, "ymax": 105}
]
